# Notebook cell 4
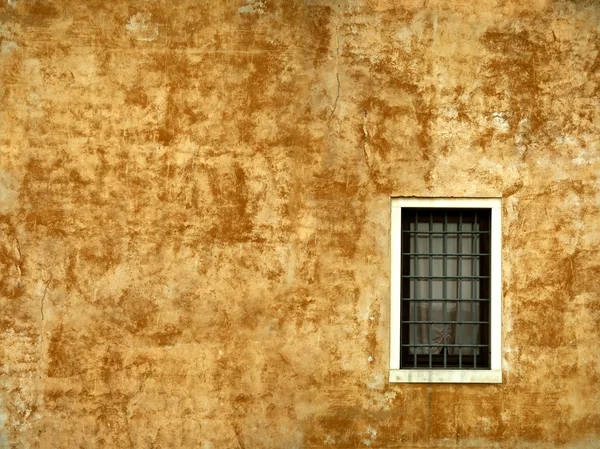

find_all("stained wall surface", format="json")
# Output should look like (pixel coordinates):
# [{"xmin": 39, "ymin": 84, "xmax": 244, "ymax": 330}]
[{"xmin": 1, "ymin": 0, "xmax": 599, "ymax": 447}]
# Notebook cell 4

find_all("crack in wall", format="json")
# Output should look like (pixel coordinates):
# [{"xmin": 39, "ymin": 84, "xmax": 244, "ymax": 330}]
[
  {"xmin": 328, "ymin": 72, "xmax": 340, "ymax": 121},
  {"xmin": 40, "ymin": 276, "xmax": 53, "ymax": 321},
  {"xmin": 328, "ymin": 5, "xmax": 342, "ymax": 122},
  {"xmin": 362, "ymin": 109, "xmax": 371, "ymax": 167}
]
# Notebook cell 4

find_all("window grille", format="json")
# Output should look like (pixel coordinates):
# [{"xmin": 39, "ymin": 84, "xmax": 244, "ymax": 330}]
[{"xmin": 400, "ymin": 208, "xmax": 491, "ymax": 369}]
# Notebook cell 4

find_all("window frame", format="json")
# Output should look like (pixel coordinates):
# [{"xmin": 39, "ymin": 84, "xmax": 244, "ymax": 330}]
[{"xmin": 389, "ymin": 197, "xmax": 502, "ymax": 384}]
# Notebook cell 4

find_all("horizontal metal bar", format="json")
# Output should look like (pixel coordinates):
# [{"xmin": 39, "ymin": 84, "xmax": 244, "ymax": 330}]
[
  {"xmin": 402, "ymin": 320, "xmax": 488, "ymax": 324},
  {"xmin": 397, "ymin": 370, "xmax": 492, "ymax": 374},
  {"xmin": 403, "ymin": 252, "xmax": 489, "ymax": 256},
  {"xmin": 402, "ymin": 275, "xmax": 489, "ymax": 279},
  {"xmin": 402, "ymin": 231, "xmax": 489, "ymax": 235},
  {"xmin": 402, "ymin": 344, "xmax": 489, "ymax": 348},
  {"xmin": 402, "ymin": 298, "xmax": 489, "ymax": 302}
]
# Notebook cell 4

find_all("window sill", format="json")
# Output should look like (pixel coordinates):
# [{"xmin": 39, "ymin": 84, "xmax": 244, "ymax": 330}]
[{"xmin": 389, "ymin": 369, "xmax": 502, "ymax": 384}]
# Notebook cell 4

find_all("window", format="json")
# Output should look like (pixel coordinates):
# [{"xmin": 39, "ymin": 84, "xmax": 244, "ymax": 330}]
[{"xmin": 389, "ymin": 198, "xmax": 502, "ymax": 383}]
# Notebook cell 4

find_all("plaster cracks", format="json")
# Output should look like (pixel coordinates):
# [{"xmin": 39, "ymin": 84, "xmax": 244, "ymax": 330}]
[
  {"xmin": 432, "ymin": 14, "xmax": 439, "ymax": 87},
  {"xmin": 39, "ymin": 276, "xmax": 53, "ymax": 321},
  {"xmin": 491, "ymin": 112, "xmax": 510, "ymax": 133},
  {"xmin": 126, "ymin": 13, "xmax": 159, "ymax": 41},
  {"xmin": 328, "ymin": 6, "xmax": 343, "ymax": 122},
  {"xmin": 13, "ymin": 235, "xmax": 22, "ymax": 289},
  {"xmin": 38, "ymin": 275, "xmax": 53, "ymax": 384},
  {"xmin": 362, "ymin": 109, "xmax": 371, "ymax": 168},
  {"xmin": 328, "ymin": 72, "xmax": 340, "ymax": 121}
]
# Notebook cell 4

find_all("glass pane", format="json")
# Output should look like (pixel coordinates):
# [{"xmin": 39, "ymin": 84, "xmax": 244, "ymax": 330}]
[{"xmin": 401, "ymin": 208, "xmax": 491, "ymax": 369}]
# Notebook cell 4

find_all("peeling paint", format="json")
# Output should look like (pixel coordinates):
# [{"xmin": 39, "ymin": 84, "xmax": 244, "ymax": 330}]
[
  {"xmin": 238, "ymin": 0, "xmax": 266, "ymax": 15},
  {"xmin": 491, "ymin": 112, "xmax": 510, "ymax": 133},
  {"xmin": 125, "ymin": 12, "xmax": 159, "ymax": 41},
  {"xmin": 0, "ymin": 41, "xmax": 18, "ymax": 55}
]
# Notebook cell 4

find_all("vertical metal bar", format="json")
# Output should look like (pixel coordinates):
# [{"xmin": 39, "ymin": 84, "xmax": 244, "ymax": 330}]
[
  {"xmin": 414, "ymin": 211, "xmax": 419, "ymax": 368},
  {"xmin": 458, "ymin": 212, "xmax": 462, "ymax": 369},
  {"xmin": 428, "ymin": 212, "xmax": 433, "ymax": 368},
  {"xmin": 443, "ymin": 212, "xmax": 447, "ymax": 369},
  {"xmin": 473, "ymin": 212, "xmax": 478, "ymax": 368}
]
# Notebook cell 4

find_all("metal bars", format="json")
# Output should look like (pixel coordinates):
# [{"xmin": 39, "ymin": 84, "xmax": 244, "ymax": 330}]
[
  {"xmin": 443, "ymin": 212, "xmax": 447, "ymax": 368},
  {"xmin": 400, "ymin": 208, "xmax": 491, "ymax": 370},
  {"xmin": 413, "ymin": 211, "xmax": 419, "ymax": 368},
  {"xmin": 402, "ymin": 275, "xmax": 489, "ymax": 279},
  {"xmin": 473, "ymin": 212, "xmax": 478, "ymax": 368},
  {"xmin": 458, "ymin": 212, "xmax": 462, "ymax": 368}
]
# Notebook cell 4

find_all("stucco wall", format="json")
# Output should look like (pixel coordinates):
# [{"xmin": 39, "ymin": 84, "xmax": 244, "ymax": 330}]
[{"xmin": 1, "ymin": 0, "xmax": 599, "ymax": 447}]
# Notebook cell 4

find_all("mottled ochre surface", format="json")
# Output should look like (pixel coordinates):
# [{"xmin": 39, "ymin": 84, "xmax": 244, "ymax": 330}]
[{"xmin": 1, "ymin": 0, "xmax": 600, "ymax": 447}]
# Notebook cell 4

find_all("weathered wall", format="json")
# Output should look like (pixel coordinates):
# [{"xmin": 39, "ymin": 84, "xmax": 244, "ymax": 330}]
[{"xmin": 0, "ymin": 0, "xmax": 599, "ymax": 447}]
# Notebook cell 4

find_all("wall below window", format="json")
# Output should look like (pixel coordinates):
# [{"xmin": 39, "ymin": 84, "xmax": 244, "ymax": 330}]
[{"xmin": 0, "ymin": 0, "xmax": 599, "ymax": 447}]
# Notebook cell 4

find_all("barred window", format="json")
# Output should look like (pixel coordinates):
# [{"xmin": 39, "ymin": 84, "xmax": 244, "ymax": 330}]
[
  {"xmin": 401, "ymin": 209, "xmax": 490, "ymax": 369},
  {"xmin": 389, "ymin": 198, "xmax": 502, "ymax": 384}
]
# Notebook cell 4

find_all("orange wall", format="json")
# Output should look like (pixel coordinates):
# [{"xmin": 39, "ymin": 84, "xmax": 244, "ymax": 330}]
[{"xmin": 0, "ymin": 0, "xmax": 599, "ymax": 447}]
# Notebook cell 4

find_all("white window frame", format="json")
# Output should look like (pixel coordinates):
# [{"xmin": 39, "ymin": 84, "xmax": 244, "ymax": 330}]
[{"xmin": 389, "ymin": 197, "xmax": 502, "ymax": 383}]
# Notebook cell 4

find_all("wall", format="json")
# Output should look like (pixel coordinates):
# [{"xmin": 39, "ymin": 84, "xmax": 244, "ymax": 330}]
[{"xmin": 1, "ymin": 0, "xmax": 599, "ymax": 447}]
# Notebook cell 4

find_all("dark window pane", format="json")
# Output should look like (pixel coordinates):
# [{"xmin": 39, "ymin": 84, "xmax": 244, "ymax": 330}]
[{"xmin": 400, "ymin": 208, "xmax": 491, "ymax": 369}]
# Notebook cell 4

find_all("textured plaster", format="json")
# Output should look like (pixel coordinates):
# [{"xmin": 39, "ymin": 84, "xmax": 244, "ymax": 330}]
[{"xmin": 0, "ymin": 0, "xmax": 599, "ymax": 448}]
